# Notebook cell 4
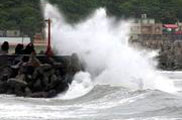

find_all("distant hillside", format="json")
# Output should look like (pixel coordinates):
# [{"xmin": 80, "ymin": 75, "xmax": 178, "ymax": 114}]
[
  {"xmin": 0, "ymin": 0, "xmax": 43, "ymax": 39},
  {"xmin": 0, "ymin": 0, "xmax": 182, "ymax": 39},
  {"xmin": 49, "ymin": 0, "xmax": 182, "ymax": 24}
]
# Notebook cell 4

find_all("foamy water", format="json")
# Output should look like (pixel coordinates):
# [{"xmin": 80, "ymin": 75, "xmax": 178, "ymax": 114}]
[
  {"xmin": 0, "ymin": 73, "xmax": 182, "ymax": 120},
  {"xmin": 1, "ymin": 2, "xmax": 182, "ymax": 120},
  {"xmin": 42, "ymin": 2, "xmax": 178, "ymax": 95},
  {"xmin": 58, "ymin": 72, "xmax": 94, "ymax": 100}
]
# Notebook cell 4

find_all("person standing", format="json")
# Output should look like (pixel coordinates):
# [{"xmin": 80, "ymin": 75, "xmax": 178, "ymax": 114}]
[{"xmin": 0, "ymin": 41, "xmax": 9, "ymax": 55}]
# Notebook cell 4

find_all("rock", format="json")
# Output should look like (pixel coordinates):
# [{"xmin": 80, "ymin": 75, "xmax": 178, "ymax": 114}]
[
  {"xmin": 27, "ymin": 53, "xmax": 41, "ymax": 67},
  {"xmin": 10, "ymin": 67, "xmax": 19, "ymax": 78},
  {"xmin": 7, "ymin": 89, "xmax": 14, "ymax": 94},
  {"xmin": 47, "ymin": 90, "xmax": 57, "ymax": 98},
  {"xmin": 52, "ymin": 62, "xmax": 63, "ymax": 68},
  {"xmin": 0, "ymin": 82, "xmax": 8, "ymax": 93},
  {"xmin": 1, "ymin": 75, "xmax": 8, "ymax": 82},
  {"xmin": 32, "ymin": 67, "xmax": 42, "ymax": 80},
  {"xmin": 70, "ymin": 53, "xmax": 82, "ymax": 73},
  {"xmin": 42, "ymin": 74, "xmax": 49, "ymax": 87},
  {"xmin": 64, "ymin": 73, "xmax": 74, "ymax": 84},
  {"xmin": 0, "ymin": 55, "xmax": 78, "ymax": 98},
  {"xmin": 55, "ymin": 80, "xmax": 69, "ymax": 93},
  {"xmin": 25, "ymin": 87, "xmax": 32, "ymax": 96},
  {"xmin": 14, "ymin": 87, "xmax": 25, "ymax": 96},
  {"xmin": 47, "ymin": 74, "xmax": 58, "ymax": 89},
  {"xmin": 0, "ymin": 67, "xmax": 13, "ymax": 81},
  {"xmin": 7, "ymin": 77, "xmax": 27, "ymax": 96},
  {"xmin": 33, "ymin": 79, "xmax": 42, "ymax": 92},
  {"xmin": 7, "ymin": 78, "xmax": 27, "ymax": 87},
  {"xmin": 41, "ymin": 64, "xmax": 52, "ymax": 71}
]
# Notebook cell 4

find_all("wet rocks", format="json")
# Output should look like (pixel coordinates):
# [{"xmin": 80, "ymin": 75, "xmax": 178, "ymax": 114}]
[
  {"xmin": 130, "ymin": 35, "xmax": 182, "ymax": 70},
  {"xmin": 0, "ymin": 53, "xmax": 82, "ymax": 98}
]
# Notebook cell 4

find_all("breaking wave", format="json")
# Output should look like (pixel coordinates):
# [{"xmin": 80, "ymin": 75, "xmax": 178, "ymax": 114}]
[{"xmin": 42, "ymin": 2, "xmax": 179, "ymax": 99}]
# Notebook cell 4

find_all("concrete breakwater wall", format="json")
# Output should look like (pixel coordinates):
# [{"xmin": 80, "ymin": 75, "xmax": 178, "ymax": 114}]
[
  {"xmin": 0, "ymin": 54, "xmax": 82, "ymax": 98},
  {"xmin": 130, "ymin": 34, "xmax": 182, "ymax": 70}
]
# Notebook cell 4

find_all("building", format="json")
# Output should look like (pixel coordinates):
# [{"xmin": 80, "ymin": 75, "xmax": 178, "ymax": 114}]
[
  {"xmin": 33, "ymin": 33, "xmax": 47, "ymax": 53},
  {"xmin": 0, "ymin": 30, "xmax": 5, "ymax": 37},
  {"xmin": 141, "ymin": 23, "xmax": 162, "ymax": 35},
  {"xmin": 0, "ymin": 37, "xmax": 30, "ymax": 45},
  {"xmin": 0, "ymin": 30, "xmax": 22, "ymax": 37},
  {"xmin": 0, "ymin": 30, "xmax": 30, "ymax": 53},
  {"xmin": 0, "ymin": 30, "xmax": 31, "ymax": 45},
  {"xmin": 130, "ymin": 14, "xmax": 163, "ymax": 41},
  {"xmin": 0, "ymin": 29, "xmax": 48, "ymax": 53},
  {"xmin": 6, "ymin": 30, "xmax": 21, "ymax": 37}
]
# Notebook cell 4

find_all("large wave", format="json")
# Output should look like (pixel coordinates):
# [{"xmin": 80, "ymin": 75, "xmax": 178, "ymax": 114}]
[
  {"xmin": 42, "ymin": 2, "xmax": 178, "ymax": 99},
  {"xmin": 58, "ymin": 72, "xmax": 94, "ymax": 100}
]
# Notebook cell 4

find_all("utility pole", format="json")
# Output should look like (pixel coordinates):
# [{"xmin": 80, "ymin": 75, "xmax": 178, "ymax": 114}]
[{"xmin": 45, "ymin": 19, "xmax": 53, "ymax": 57}]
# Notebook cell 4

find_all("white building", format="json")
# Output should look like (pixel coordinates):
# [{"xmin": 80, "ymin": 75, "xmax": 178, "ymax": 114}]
[
  {"xmin": 130, "ymin": 14, "xmax": 162, "ymax": 41},
  {"xmin": 6, "ymin": 30, "xmax": 21, "ymax": 37},
  {"xmin": 0, "ymin": 37, "xmax": 30, "ymax": 46}
]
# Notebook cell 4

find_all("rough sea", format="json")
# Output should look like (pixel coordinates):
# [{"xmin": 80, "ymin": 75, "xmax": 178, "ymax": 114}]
[
  {"xmin": 1, "ymin": 2, "xmax": 181, "ymax": 120},
  {"xmin": 0, "ymin": 71, "xmax": 182, "ymax": 120}
]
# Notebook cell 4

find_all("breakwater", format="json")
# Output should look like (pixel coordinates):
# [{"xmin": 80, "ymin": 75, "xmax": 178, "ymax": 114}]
[{"xmin": 0, "ymin": 54, "xmax": 82, "ymax": 98}]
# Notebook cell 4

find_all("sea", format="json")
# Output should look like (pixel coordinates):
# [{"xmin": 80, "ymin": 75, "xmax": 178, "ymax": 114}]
[
  {"xmin": 1, "ymin": 2, "xmax": 182, "ymax": 120},
  {"xmin": 0, "ymin": 71, "xmax": 182, "ymax": 120}
]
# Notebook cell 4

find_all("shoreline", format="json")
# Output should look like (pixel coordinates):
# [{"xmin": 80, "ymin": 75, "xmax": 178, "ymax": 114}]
[{"xmin": 130, "ymin": 34, "xmax": 182, "ymax": 70}]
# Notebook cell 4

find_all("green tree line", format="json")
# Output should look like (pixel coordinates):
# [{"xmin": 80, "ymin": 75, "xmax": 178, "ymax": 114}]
[
  {"xmin": 0, "ymin": 0, "xmax": 43, "ymax": 39},
  {"xmin": 49, "ymin": 0, "xmax": 182, "ymax": 23},
  {"xmin": 0, "ymin": 0, "xmax": 182, "ymax": 39}
]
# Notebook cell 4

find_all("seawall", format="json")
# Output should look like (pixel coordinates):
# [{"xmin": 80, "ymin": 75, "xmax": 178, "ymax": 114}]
[{"xmin": 0, "ymin": 54, "xmax": 82, "ymax": 98}]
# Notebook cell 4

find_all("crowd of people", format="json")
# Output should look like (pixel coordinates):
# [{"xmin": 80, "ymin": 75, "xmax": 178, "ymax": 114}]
[
  {"xmin": 0, "ymin": 41, "xmax": 82, "ymax": 98},
  {"xmin": 0, "ymin": 41, "xmax": 36, "ymax": 55}
]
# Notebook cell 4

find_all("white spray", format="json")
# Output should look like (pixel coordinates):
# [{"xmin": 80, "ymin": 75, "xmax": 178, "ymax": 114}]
[{"xmin": 42, "ymin": 2, "xmax": 178, "ymax": 98}]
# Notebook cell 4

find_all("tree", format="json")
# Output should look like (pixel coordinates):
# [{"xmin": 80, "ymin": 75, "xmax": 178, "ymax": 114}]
[
  {"xmin": 0, "ymin": 0, "xmax": 182, "ymax": 38},
  {"xmin": 0, "ymin": 0, "xmax": 43, "ymax": 40}
]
